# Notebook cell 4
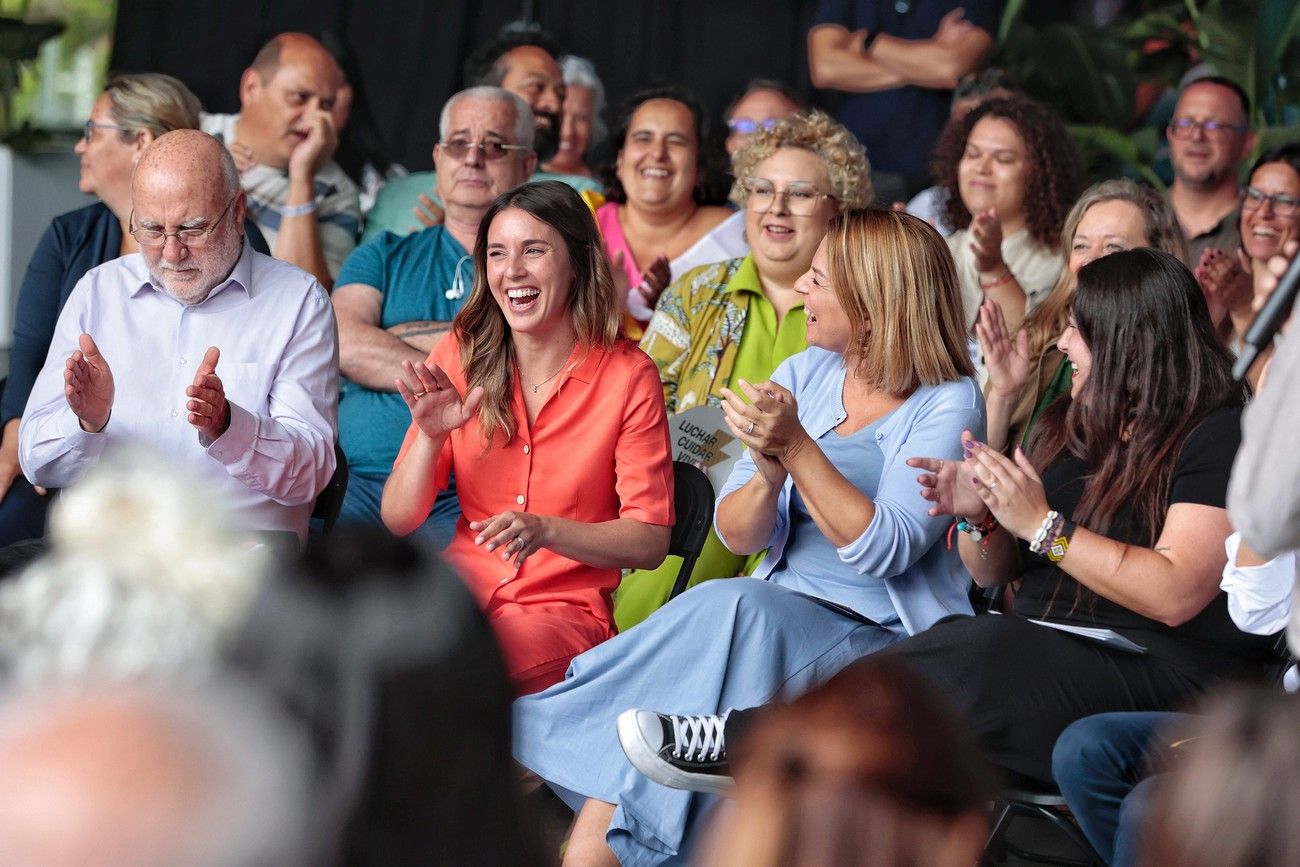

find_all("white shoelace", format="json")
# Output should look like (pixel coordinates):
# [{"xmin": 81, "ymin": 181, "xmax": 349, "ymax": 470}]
[{"xmin": 670, "ymin": 714, "xmax": 726, "ymax": 762}]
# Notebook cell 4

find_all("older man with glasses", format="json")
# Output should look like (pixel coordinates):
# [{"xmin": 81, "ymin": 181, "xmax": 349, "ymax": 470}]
[
  {"xmin": 1165, "ymin": 75, "xmax": 1257, "ymax": 263},
  {"xmin": 19, "ymin": 129, "xmax": 338, "ymax": 543},
  {"xmin": 330, "ymin": 86, "xmax": 536, "ymax": 547}
]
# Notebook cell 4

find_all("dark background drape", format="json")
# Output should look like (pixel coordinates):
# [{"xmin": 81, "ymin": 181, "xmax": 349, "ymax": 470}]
[{"xmin": 111, "ymin": 0, "xmax": 825, "ymax": 172}]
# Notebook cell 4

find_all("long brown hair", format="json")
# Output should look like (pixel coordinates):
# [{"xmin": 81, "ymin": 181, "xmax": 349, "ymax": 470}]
[
  {"xmin": 452, "ymin": 181, "xmax": 619, "ymax": 445},
  {"xmin": 1012, "ymin": 180, "xmax": 1189, "ymax": 427},
  {"xmin": 1028, "ymin": 248, "xmax": 1246, "ymax": 544},
  {"xmin": 824, "ymin": 209, "xmax": 974, "ymax": 394}
]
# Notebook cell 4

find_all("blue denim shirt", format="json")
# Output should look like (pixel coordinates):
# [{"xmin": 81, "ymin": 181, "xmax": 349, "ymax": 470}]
[{"xmin": 715, "ymin": 347, "xmax": 985, "ymax": 636}]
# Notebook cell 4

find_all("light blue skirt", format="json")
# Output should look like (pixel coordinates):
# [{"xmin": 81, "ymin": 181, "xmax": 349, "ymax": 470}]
[{"xmin": 512, "ymin": 578, "xmax": 901, "ymax": 866}]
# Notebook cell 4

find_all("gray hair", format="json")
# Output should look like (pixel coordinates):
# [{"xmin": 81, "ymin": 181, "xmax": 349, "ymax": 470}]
[
  {"xmin": 0, "ymin": 447, "xmax": 266, "ymax": 690},
  {"xmin": 438, "ymin": 85, "xmax": 535, "ymax": 152},
  {"xmin": 559, "ymin": 55, "xmax": 608, "ymax": 150},
  {"xmin": 0, "ymin": 679, "xmax": 312, "ymax": 867}
]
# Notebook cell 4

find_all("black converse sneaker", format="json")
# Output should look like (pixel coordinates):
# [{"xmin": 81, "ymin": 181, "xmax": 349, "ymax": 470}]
[{"xmin": 616, "ymin": 709, "xmax": 733, "ymax": 796}]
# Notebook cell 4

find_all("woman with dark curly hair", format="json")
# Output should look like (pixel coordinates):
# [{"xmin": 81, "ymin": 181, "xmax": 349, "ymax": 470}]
[
  {"xmin": 932, "ymin": 95, "xmax": 1083, "ymax": 334},
  {"xmin": 595, "ymin": 85, "xmax": 739, "ymax": 331}
]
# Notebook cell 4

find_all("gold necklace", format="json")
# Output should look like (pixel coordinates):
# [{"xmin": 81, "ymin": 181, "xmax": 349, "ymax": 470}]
[{"xmin": 520, "ymin": 345, "xmax": 574, "ymax": 394}]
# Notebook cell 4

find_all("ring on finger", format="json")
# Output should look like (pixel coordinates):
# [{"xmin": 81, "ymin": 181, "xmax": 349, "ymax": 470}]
[
  {"xmin": 986, "ymin": 480, "xmax": 998, "ymax": 491},
  {"xmin": 746, "ymin": 421, "xmax": 755, "ymax": 435}
]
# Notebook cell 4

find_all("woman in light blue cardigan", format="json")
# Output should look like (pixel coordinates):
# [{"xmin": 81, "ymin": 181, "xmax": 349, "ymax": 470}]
[{"xmin": 513, "ymin": 209, "xmax": 983, "ymax": 867}]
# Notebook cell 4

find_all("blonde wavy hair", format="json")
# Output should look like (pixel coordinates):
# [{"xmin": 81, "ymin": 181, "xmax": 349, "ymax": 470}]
[
  {"xmin": 728, "ymin": 110, "xmax": 873, "ymax": 211},
  {"xmin": 453, "ymin": 181, "xmax": 619, "ymax": 446},
  {"xmin": 824, "ymin": 209, "xmax": 974, "ymax": 394},
  {"xmin": 1009, "ymin": 180, "xmax": 1190, "ymax": 434}
]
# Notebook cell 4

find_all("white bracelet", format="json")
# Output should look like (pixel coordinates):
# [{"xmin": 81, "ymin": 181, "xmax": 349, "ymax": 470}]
[
  {"xmin": 279, "ymin": 200, "xmax": 317, "ymax": 218},
  {"xmin": 1029, "ymin": 510, "xmax": 1060, "ymax": 554}
]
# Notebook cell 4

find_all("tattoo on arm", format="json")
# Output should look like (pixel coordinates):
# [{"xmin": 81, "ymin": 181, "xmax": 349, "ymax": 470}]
[{"xmin": 390, "ymin": 322, "xmax": 452, "ymax": 339}]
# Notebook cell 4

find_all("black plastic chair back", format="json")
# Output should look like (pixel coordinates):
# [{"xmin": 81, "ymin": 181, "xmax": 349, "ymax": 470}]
[{"xmin": 667, "ymin": 461, "xmax": 715, "ymax": 599}]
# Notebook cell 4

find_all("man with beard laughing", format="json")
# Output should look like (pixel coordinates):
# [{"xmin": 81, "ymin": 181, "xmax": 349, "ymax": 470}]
[
  {"xmin": 19, "ymin": 130, "xmax": 338, "ymax": 543},
  {"xmin": 361, "ymin": 27, "xmax": 602, "ymax": 241}
]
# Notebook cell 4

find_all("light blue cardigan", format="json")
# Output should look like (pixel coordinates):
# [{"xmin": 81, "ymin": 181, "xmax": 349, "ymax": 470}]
[{"xmin": 715, "ymin": 347, "xmax": 986, "ymax": 636}]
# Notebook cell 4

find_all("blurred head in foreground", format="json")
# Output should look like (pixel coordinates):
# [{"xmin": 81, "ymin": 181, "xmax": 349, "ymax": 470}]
[
  {"xmin": 1142, "ymin": 688, "xmax": 1300, "ymax": 867},
  {"xmin": 0, "ymin": 679, "xmax": 310, "ymax": 867},
  {"xmin": 0, "ymin": 447, "xmax": 266, "ymax": 689},
  {"xmin": 228, "ymin": 527, "xmax": 544, "ymax": 866},
  {"xmin": 700, "ymin": 656, "xmax": 996, "ymax": 867}
]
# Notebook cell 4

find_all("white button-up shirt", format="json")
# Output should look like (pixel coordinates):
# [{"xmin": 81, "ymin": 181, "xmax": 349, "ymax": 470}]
[{"xmin": 20, "ymin": 243, "xmax": 338, "ymax": 538}]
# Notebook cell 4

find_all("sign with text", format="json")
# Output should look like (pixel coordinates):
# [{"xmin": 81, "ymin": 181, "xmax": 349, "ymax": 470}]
[{"xmin": 669, "ymin": 405, "xmax": 744, "ymax": 491}]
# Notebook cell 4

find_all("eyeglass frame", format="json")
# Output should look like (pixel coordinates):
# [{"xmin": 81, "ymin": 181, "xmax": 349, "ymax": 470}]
[
  {"xmin": 726, "ymin": 117, "xmax": 781, "ymax": 135},
  {"xmin": 83, "ymin": 119, "xmax": 129, "ymax": 143},
  {"xmin": 1166, "ymin": 117, "xmax": 1249, "ymax": 140},
  {"xmin": 1241, "ymin": 185, "xmax": 1300, "ymax": 216},
  {"xmin": 437, "ymin": 138, "xmax": 530, "ymax": 161},
  {"xmin": 128, "ymin": 193, "xmax": 241, "ymax": 248},
  {"xmin": 740, "ymin": 180, "xmax": 835, "ymax": 215}
]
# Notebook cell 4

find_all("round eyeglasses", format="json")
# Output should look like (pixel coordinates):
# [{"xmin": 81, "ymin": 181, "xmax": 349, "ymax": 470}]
[
  {"xmin": 742, "ymin": 180, "xmax": 834, "ymax": 216},
  {"xmin": 128, "ymin": 194, "xmax": 239, "ymax": 248}
]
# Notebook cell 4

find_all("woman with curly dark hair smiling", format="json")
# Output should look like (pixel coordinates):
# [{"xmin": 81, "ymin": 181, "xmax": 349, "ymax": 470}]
[{"xmin": 932, "ymin": 95, "xmax": 1083, "ymax": 334}]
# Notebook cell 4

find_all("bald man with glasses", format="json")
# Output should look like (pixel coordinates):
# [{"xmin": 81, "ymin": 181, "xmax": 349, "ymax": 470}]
[
  {"xmin": 330, "ymin": 86, "xmax": 535, "ymax": 546},
  {"xmin": 19, "ymin": 130, "xmax": 338, "ymax": 542}
]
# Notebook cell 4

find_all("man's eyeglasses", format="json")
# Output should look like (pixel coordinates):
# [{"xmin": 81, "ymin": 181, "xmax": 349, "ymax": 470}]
[
  {"xmin": 1242, "ymin": 186, "xmax": 1300, "ymax": 217},
  {"xmin": 726, "ymin": 117, "xmax": 781, "ymax": 135},
  {"xmin": 438, "ymin": 139, "xmax": 529, "ymax": 160},
  {"xmin": 83, "ymin": 119, "xmax": 127, "ymax": 143},
  {"xmin": 1167, "ymin": 117, "xmax": 1248, "ymax": 140},
  {"xmin": 743, "ymin": 180, "xmax": 833, "ymax": 216},
  {"xmin": 129, "ymin": 194, "xmax": 239, "ymax": 248}
]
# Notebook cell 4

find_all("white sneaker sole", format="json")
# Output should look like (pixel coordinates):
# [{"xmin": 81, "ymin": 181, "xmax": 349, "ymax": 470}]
[{"xmin": 615, "ymin": 709, "xmax": 734, "ymax": 797}]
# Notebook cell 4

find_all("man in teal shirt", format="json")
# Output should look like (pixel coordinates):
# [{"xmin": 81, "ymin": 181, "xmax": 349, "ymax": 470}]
[
  {"xmin": 331, "ymin": 86, "xmax": 536, "ymax": 545},
  {"xmin": 363, "ymin": 30, "xmax": 599, "ymax": 242}
]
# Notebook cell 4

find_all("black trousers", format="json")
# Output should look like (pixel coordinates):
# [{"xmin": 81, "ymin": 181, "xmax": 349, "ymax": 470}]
[{"xmin": 729, "ymin": 614, "xmax": 1214, "ymax": 785}]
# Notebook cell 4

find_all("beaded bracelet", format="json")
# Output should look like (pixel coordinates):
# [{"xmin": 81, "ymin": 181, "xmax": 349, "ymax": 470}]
[
  {"xmin": 979, "ymin": 269, "xmax": 1014, "ymax": 290},
  {"xmin": 1028, "ymin": 511, "xmax": 1061, "ymax": 555},
  {"xmin": 1029, "ymin": 510, "xmax": 1077, "ymax": 562},
  {"xmin": 948, "ymin": 513, "xmax": 999, "ymax": 559}
]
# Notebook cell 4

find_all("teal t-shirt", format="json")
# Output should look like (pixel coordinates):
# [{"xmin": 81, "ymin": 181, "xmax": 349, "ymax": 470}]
[
  {"xmin": 361, "ymin": 170, "xmax": 604, "ymax": 243},
  {"xmin": 336, "ymin": 226, "xmax": 472, "ymax": 475}
]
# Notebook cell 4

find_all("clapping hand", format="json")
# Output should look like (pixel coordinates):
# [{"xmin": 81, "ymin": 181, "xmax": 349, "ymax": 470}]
[
  {"xmin": 632, "ymin": 254, "xmax": 672, "ymax": 312},
  {"xmin": 64, "ymin": 333, "xmax": 114, "ymax": 433},
  {"xmin": 395, "ymin": 359, "xmax": 483, "ymax": 440},
  {"xmin": 721, "ymin": 379, "xmax": 804, "ymax": 486},
  {"xmin": 1195, "ymin": 246, "xmax": 1253, "ymax": 325},
  {"xmin": 969, "ymin": 209, "xmax": 1005, "ymax": 275},
  {"xmin": 976, "ymin": 299, "xmax": 1030, "ymax": 399},
  {"xmin": 186, "ymin": 346, "xmax": 231, "ymax": 440},
  {"xmin": 964, "ymin": 439, "xmax": 1050, "ymax": 540},
  {"xmin": 907, "ymin": 430, "xmax": 988, "ymax": 520}
]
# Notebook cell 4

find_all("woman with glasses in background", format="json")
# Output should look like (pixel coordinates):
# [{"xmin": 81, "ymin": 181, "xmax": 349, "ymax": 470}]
[
  {"xmin": 1196, "ymin": 143, "xmax": 1300, "ymax": 381},
  {"xmin": 0, "ymin": 74, "xmax": 268, "ymax": 547},
  {"xmin": 616, "ymin": 111, "xmax": 871, "ymax": 628}
]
